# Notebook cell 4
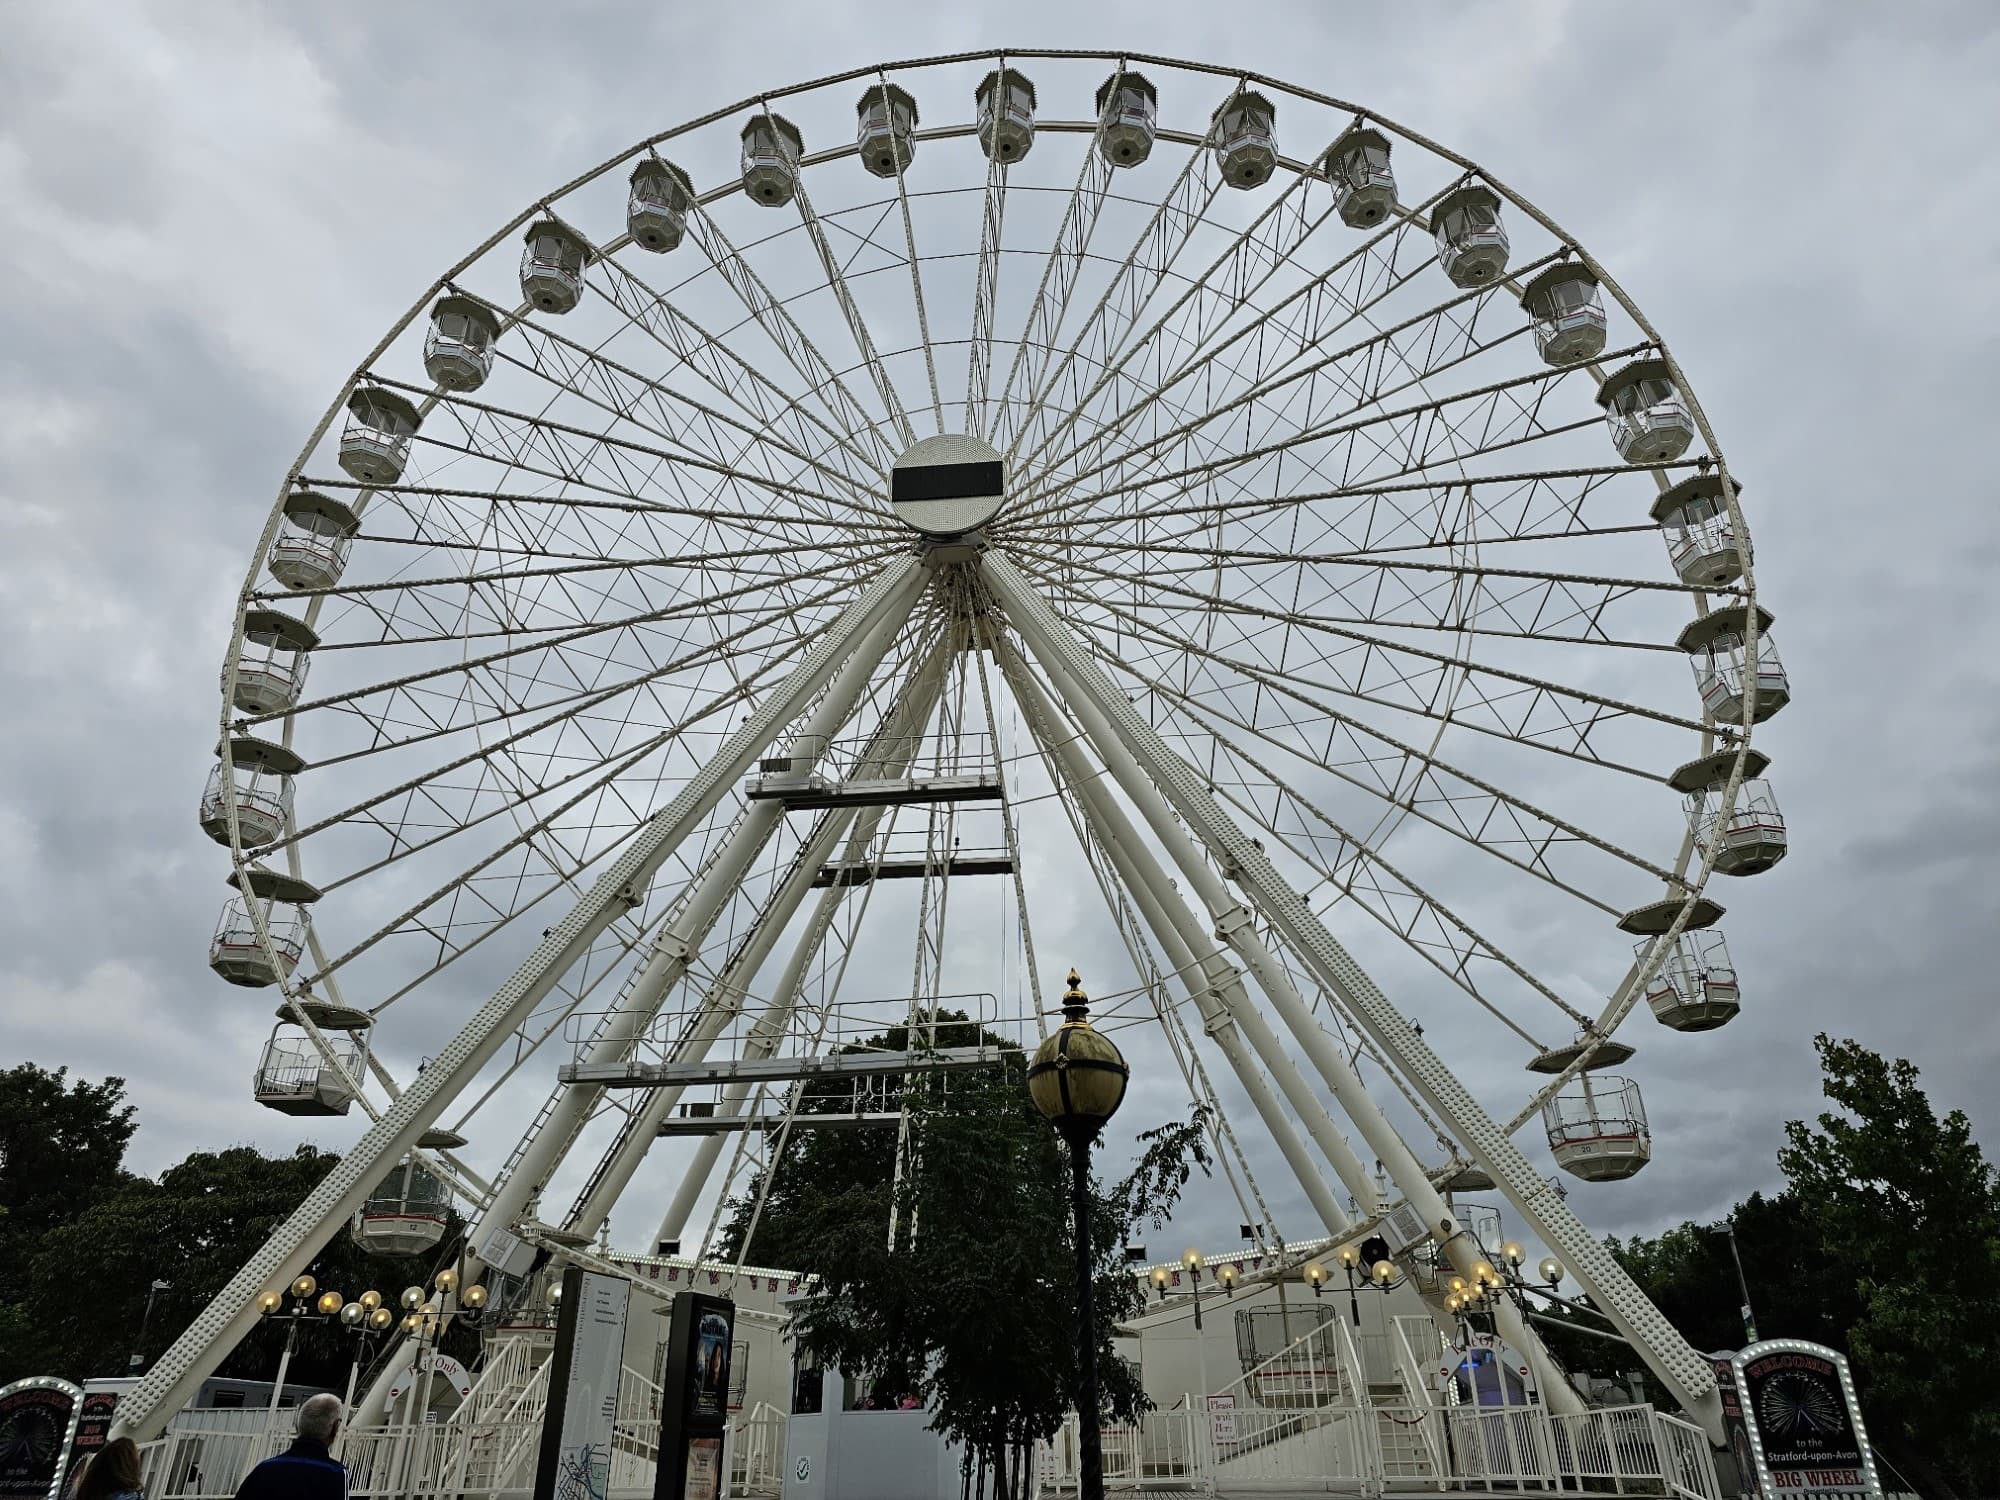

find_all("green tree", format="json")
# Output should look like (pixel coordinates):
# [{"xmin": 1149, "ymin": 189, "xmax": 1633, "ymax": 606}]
[
  {"xmin": 720, "ymin": 1021, "xmax": 1209, "ymax": 1500},
  {"xmin": 0, "ymin": 1065, "xmax": 140, "ymax": 1376},
  {"xmin": 1775, "ymin": 1034, "xmax": 2000, "ymax": 1497}
]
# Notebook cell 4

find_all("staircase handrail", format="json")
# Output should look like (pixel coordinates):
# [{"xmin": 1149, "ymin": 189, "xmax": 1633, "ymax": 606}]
[{"xmin": 1209, "ymin": 1305, "xmax": 1352, "ymax": 1409}]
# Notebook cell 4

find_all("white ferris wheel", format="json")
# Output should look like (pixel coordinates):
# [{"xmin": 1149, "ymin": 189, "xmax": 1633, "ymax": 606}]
[{"xmin": 144, "ymin": 49, "xmax": 1789, "ymax": 1440}]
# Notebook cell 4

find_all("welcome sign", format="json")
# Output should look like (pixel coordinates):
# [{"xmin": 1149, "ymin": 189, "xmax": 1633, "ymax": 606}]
[{"xmin": 1726, "ymin": 1340, "xmax": 1881, "ymax": 1498}]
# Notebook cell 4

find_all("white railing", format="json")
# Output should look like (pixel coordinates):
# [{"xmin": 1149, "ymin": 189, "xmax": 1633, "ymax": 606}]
[
  {"xmin": 1658, "ymin": 1411, "xmax": 1724, "ymax": 1500},
  {"xmin": 1035, "ymin": 1407, "xmax": 1202, "ymax": 1492},
  {"xmin": 1391, "ymin": 1314, "xmax": 1450, "ymax": 1477},
  {"xmin": 730, "ymin": 1402, "xmax": 786, "ymax": 1496}
]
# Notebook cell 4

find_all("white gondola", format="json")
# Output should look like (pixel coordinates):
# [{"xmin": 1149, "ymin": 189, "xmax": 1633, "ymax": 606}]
[
  {"xmin": 423, "ymin": 295, "xmax": 502, "ymax": 392},
  {"xmin": 338, "ymin": 388, "xmax": 420, "ymax": 485},
  {"xmin": 226, "ymin": 607, "xmax": 317, "ymax": 716},
  {"xmin": 210, "ymin": 867, "xmax": 320, "ymax": 989},
  {"xmin": 1652, "ymin": 472, "xmax": 1746, "ymax": 589},
  {"xmin": 267, "ymin": 491, "xmax": 360, "ymax": 592},
  {"xmin": 255, "ymin": 1018, "xmax": 363, "ymax": 1117},
  {"xmin": 1518, "ymin": 263, "xmax": 1607, "ymax": 366},
  {"xmin": 519, "ymin": 219, "xmax": 590, "ymax": 315},
  {"xmin": 741, "ymin": 114, "xmax": 804, "ymax": 207},
  {"xmin": 975, "ymin": 68, "xmax": 1036, "ymax": 163},
  {"xmin": 1543, "ymin": 1074, "xmax": 1650, "ymax": 1182},
  {"xmin": 1095, "ymin": 72, "xmax": 1158, "ymax": 167},
  {"xmin": 198, "ymin": 736, "xmax": 301, "ymax": 850},
  {"xmin": 1640, "ymin": 930, "xmax": 1740, "ymax": 1032},
  {"xmin": 1320, "ymin": 123, "xmax": 1396, "ymax": 229},
  {"xmin": 352, "ymin": 1155, "xmax": 450, "ymax": 1256},
  {"xmin": 1678, "ymin": 605, "xmax": 1789, "ymax": 725},
  {"xmin": 1432, "ymin": 183, "xmax": 1510, "ymax": 288},
  {"xmin": 1597, "ymin": 357, "xmax": 1696, "ymax": 465},
  {"xmin": 627, "ymin": 158, "xmax": 694, "ymax": 252},
  {"xmin": 1211, "ymin": 90, "xmax": 1277, "ymax": 189},
  {"xmin": 857, "ymin": 83, "xmax": 918, "ymax": 179},
  {"xmin": 1672, "ymin": 749, "xmax": 1788, "ymax": 877}
]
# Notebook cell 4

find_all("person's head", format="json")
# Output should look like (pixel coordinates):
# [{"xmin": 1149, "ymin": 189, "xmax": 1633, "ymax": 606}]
[
  {"xmin": 296, "ymin": 1393, "xmax": 343, "ymax": 1446},
  {"xmin": 76, "ymin": 1438, "xmax": 142, "ymax": 1500}
]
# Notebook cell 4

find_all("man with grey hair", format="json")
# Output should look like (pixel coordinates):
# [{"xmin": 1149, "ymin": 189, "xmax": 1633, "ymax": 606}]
[{"xmin": 232, "ymin": 1393, "xmax": 347, "ymax": 1500}]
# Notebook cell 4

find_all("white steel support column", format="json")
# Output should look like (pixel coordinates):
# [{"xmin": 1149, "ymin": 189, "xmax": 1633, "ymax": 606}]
[
  {"xmin": 566, "ymin": 633, "xmax": 956, "ymax": 1240},
  {"xmin": 984, "ymin": 553, "xmax": 1591, "ymax": 1419},
  {"xmin": 112, "ymin": 555, "xmax": 926, "ymax": 1444},
  {"xmin": 652, "ymin": 641, "xmax": 952, "ymax": 1246},
  {"xmin": 995, "ymin": 636, "xmax": 1354, "ymax": 1236},
  {"xmin": 464, "ymin": 566, "xmax": 930, "ymax": 1278},
  {"xmin": 983, "ymin": 552, "xmax": 1720, "ymax": 1433}
]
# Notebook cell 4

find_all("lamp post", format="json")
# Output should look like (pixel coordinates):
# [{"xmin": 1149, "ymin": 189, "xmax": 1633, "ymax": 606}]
[
  {"xmin": 129, "ymin": 1279, "xmax": 172, "ymax": 1372},
  {"xmin": 1148, "ymin": 1251, "xmax": 1234, "ymax": 1410},
  {"xmin": 256, "ymin": 1275, "xmax": 344, "ymax": 1431},
  {"xmin": 1028, "ymin": 969, "xmax": 1129, "ymax": 1500},
  {"xmin": 335, "ymin": 1292, "xmax": 395, "ymax": 1437},
  {"xmin": 1712, "ymin": 1222, "xmax": 1760, "ymax": 1344}
]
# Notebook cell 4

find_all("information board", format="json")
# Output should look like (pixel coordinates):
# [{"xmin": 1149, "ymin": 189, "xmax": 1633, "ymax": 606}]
[
  {"xmin": 533, "ymin": 1267, "xmax": 632, "ymax": 1500},
  {"xmin": 1726, "ymin": 1340, "xmax": 1881, "ymax": 1498},
  {"xmin": 0, "ymin": 1378, "xmax": 82, "ymax": 1500}
]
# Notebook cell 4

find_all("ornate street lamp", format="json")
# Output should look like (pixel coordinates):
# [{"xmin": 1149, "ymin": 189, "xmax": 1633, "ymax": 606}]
[{"xmin": 1028, "ymin": 969, "xmax": 1129, "ymax": 1500}]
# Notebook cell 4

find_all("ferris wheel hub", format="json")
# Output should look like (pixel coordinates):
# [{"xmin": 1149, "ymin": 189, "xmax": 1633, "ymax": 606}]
[{"xmin": 889, "ymin": 433, "xmax": 1005, "ymax": 537}]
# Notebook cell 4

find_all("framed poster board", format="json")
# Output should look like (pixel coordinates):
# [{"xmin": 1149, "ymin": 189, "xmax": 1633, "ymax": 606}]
[
  {"xmin": 533, "ymin": 1266, "xmax": 632, "ymax": 1500},
  {"xmin": 1728, "ymin": 1340, "xmax": 1881, "ymax": 1498},
  {"xmin": 0, "ymin": 1378, "xmax": 82, "ymax": 1500},
  {"xmin": 652, "ymin": 1291, "xmax": 735, "ymax": 1500}
]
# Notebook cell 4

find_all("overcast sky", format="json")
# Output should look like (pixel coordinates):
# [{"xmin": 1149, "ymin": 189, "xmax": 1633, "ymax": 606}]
[{"xmin": 3, "ymin": 0, "xmax": 1998, "ymax": 1308}]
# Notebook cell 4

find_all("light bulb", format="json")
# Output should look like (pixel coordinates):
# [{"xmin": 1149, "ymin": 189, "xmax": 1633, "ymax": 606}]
[
  {"xmin": 1449, "ymin": 1276, "xmax": 1468, "ymax": 1296},
  {"xmin": 1217, "ymin": 1266, "xmax": 1238, "ymax": 1289},
  {"xmin": 434, "ymin": 1268, "xmax": 459, "ymax": 1294},
  {"xmin": 316, "ymin": 1291, "xmax": 344, "ymax": 1316},
  {"xmin": 340, "ymin": 1303, "xmax": 365, "ymax": 1327},
  {"xmin": 1502, "ymin": 1242, "xmax": 1525, "ymax": 1268},
  {"xmin": 1372, "ymin": 1260, "xmax": 1396, "ymax": 1286},
  {"xmin": 290, "ymin": 1275, "xmax": 317, "ymax": 1301},
  {"xmin": 1181, "ymin": 1249, "xmax": 1204, "ymax": 1274},
  {"xmin": 1472, "ymin": 1260, "xmax": 1497, "ymax": 1285},
  {"xmin": 548, "ymin": 1283, "xmax": 564, "ymax": 1305},
  {"xmin": 359, "ymin": 1290, "xmax": 383, "ymax": 1312},
  {"xmin": 1304, "ymin": 1263, "xmax": 1327, "ymax": 1286},
  {"xmin": 257, "ymin": 1292, "xmax": 283, "ymax": 1317},
  {"xmin": 368, "ymin": 1308, "xmax": 396, "ymax": 1332},
  {"xmin": 1336, "ymin": 1245, "xmax": 1360, "ymax": 1269},
  {"xmin": 1539, "ymin": 1257, "xmax": 1563, "ymax": 1286},
  {"xmin": 400, "ymin": 1286, "xmax": 425, "ymax": 1312},
  {"xmin": 1150, "ymin": 1267, "xmax": 1170, "ymax": 1291},
  {"xmin": 461, "ymin": 1284, "xmax": 488, "ymax": 1310}
]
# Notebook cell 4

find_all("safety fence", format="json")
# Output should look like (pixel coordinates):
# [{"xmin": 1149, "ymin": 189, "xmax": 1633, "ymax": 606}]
[{"xmin": 1031, "ymin": 1399, "xmax": 1722, "ymax": 1497}]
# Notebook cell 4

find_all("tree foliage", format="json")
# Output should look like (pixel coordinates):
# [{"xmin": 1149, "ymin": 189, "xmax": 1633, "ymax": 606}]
[
  {"xmin": 0, "ymin": 1063, "xmax": 466, "ymax": 1390},
  {"xmin": 1567, "ymin": 1036, "xmax": 1997, "ymax": 1497},
  {"xmin": 719, "ymin": 1017, "xmax": 1210, "ymax": 1500}
]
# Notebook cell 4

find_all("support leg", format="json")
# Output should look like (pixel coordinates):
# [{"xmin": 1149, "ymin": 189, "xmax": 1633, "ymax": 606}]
[
  {"xmin": 464, "ymin": 571, "xmax": 928, "ymax": 1280},
  {"xmin": 566, "ymin": 631, "xmax": 957, "ymax": 1241},
  {"xmin": 112, "ymin": 557, "xmax": 927, "ymax": 1443},
  {"xmin": 984, "ymin": 554, "xmax": 1608, "ymax": 1420},
  {"xmin": 997, "ymin": 636, "xmax": 1353, "ymax": 1235}
]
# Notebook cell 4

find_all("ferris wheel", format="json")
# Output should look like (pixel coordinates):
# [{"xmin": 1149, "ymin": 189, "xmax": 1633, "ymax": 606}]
[{"xmin": 136, "ymin": 50, "xmax": 1790, "ymax": 1441}]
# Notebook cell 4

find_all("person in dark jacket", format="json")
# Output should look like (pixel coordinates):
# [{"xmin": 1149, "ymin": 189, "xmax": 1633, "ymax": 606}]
[{"xmin": 233, "ymin": 1393, "xmax": 347, "ymax": 1500}]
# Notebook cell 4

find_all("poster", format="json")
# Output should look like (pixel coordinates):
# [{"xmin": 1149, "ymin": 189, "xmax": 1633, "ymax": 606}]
[
  {"xmin": 1730, "ymin": 1341, "xmax": 1878, "ymax": 1498},
  {"xmin": 0, "ymin": 1379, "xmax": 82, "ymax": 1500},
  {"xmin": 653, "ymin": 1292, "xmax": 734, "ymax": 1500},
  {"xmin": 688, "ymin": 1310, "xmax": 732, "ymax": 1425},
  {"xmin": 682, "ymin": 1437, "xmax": 722, "ymax": 1500},
  {"xmin": 533, "ymin": 1268, "xmax": 632, "ymax": 1500}
]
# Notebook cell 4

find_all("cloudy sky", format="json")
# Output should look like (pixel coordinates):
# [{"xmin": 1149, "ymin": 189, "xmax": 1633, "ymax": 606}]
[{"xmin": 3, "ymin": 0, "xmax": 1997, "ymax": 1319}]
